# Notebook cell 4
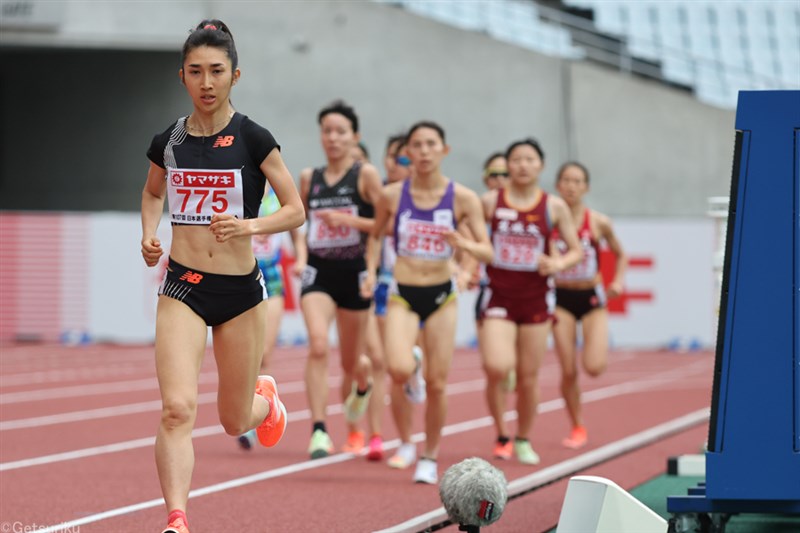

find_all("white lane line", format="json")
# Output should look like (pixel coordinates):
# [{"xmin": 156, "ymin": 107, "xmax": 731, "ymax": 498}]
[
  {"xmin": 0, "ymin": 373, "xmax": 217, "ymax": 404},
  {"xmin": 0, "ymin": 380, "xmax": 485, "ymax": 471},
  {"xmin": 1, "ymin": 431, "xmax": 203, "ymax": 473},
  {"xmin": 1, "ymin": 359, "xmax": 710, "ymax": 472},
  {"xmin": 0, "ymin": 365, "xmax": 149, "ymax": 387},
  {"xmin": 0, "ymin": 347, "xmax": 307, "ymax": 388},
  {"xmin": 507, "ymin": 408, "xmax": 709, "ymax": 495},
  {"xmin": 373, "ymin": 407, "xmax": 710, "ymax": 533},
  {"xmin": 0, "ymin": 347, "xmax": 654, "ymax": 397},
  {"xmin": 0, "ymin": 404, "xmax": 342, "ymax": 473},
  {"xmin": 0, "ymin": 376, "xmax": 335, "ymax": 431},
  {"xmin": 34, "ymin": 448, "xmax": 368, "ymax": 533},
  {"xmin": 1, "ymin": 397, "xmax": 184, "ymax": 431},
  {"xmin": 1, "ymin": 355, "xmax": 707, "ymax": 430},
  {"xmin": 33, "ymin": 373, "xmax": 710, "ymax": 533}
]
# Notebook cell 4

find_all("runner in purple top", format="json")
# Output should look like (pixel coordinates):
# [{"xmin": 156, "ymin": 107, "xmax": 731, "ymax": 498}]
[
  {"xmin": 393, "ymin": 179, "xmax": 456, "ymax": 261},
  {"xmin": 361, "ymin": 121, "xmax": 493, "ymax": 484}
]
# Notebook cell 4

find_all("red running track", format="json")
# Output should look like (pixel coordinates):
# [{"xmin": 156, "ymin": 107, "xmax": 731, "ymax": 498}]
[{"xmin": 0, "ymin": 343, "xmax": 713, "ymax": 532}]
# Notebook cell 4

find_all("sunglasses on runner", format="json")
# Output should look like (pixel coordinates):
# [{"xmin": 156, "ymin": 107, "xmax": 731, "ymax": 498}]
[
  {"xmin": 396, "ymin": 155, "xmax": 411, "ymax": 167},
  {"xmin": 484, "ymin": 168, "xmax": 508, "ymax": 179}
]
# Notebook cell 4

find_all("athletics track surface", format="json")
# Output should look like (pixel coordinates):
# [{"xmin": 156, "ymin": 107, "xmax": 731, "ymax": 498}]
[{"xmin": 0, "ymin": 343, "xmax": 712, "ymax": 532}]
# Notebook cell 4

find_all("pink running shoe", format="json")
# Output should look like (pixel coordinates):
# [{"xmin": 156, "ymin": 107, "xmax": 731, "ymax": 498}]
[
  {"xmin": 161, "ymin": 516, "xmax": 190, "ymax": 533},
  {"xmin": 366, "ymin": 435, "xmax": 384, "ymax": 461}
]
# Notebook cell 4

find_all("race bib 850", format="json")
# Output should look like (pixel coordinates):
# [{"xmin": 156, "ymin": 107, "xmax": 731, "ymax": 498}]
[{"xmin": 307, "ymin": 206, "xmax": 360, "ymax": 250}]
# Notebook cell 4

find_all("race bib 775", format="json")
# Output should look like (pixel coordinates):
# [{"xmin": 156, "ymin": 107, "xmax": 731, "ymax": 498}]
[{"xmin": 166, "ymin": 167, "xmax": 244, "ymax": 225}]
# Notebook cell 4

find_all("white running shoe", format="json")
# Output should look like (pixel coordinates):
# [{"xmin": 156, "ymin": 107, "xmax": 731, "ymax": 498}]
[
  {"xmin": 387, "ymin": 442, "xmax": 417, "ymax": 469},
  {"xmin": 237, "ymin": 429, "xmax": 257, "ymax": 450},
  {"xmin": 413, "ymin": 457, "xmax": 438, "ymax": 484},
  {"xmin": 404, "ymin": 346, "xmax": 426, "ymax": 404}
]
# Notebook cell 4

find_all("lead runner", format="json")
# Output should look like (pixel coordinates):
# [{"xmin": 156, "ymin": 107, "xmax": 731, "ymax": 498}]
[{"xmin": 140, "ymin": 19, "xmax": 304, "ymax": 533}]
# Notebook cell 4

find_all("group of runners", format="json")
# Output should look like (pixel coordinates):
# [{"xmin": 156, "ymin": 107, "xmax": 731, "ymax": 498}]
[{"xmin": 140, "ymin": 20, "xmax": 626, "ymax": 533}]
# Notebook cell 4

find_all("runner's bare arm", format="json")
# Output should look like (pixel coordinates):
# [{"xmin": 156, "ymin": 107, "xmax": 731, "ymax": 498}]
[
  {"xmin": 210, "ymin": 148, "xmax": 305, "ymax": 243},
  {"xmin": 539, "ymin": 196, "xmax": 582, "ymax": 276},
  {"xmin": 318, "ymin": 163, "xmax": 383, "ymax": 233},
  {"xmin": 596, "ymin": 211, "xmax": 627, "ymax": 298},
  {"xmin": 362, "ymin": 183, "xmax": 398, "ymax": 298},
  {"xmin": 141, "ymin": 161, "xmax": 167, "ymax": 267},
  {"xmin": 446, "ymin": 185, "xmax": 493, "ymax": 264}
]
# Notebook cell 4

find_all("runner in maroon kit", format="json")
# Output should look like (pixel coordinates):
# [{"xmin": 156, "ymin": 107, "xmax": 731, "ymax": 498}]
[
  {"xmin": 551, "ymin": 161, "xmax": 627, "ymax": 449},
  {"xmin": 472, "ymin": 152, "xmax": 518, "ymax": 445},
  {"xmin": 478, "ymin": 138, "xmax": 582, "ymax": 464}
]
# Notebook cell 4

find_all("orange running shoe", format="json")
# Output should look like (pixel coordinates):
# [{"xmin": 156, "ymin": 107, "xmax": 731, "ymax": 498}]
[
  {"xmin": 562, "ymin": 426, "xmax": 588, "ymax": 449},
  {"xmin": 255, "ymin": 375, "xmax": 287, "ymax": 447},
  {"xmin": 341, "ymin": 430, "xmax": 365, "ymax": 453},
  {"xmin": 161, "ymin": 517, "xmax": 190, "ymax": 533},
  {"xmin": 493, "ymin": 440, "xmax": 513, "ymax": 460}
]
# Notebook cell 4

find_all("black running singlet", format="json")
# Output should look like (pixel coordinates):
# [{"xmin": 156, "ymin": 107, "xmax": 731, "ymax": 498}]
[
  {"xmin": 305, "ymin": 162, "xmax": 372, "ymax": 262},
  {"xmin": 147, "ymin": 113, "xmax": 279, "ymax": 224}
]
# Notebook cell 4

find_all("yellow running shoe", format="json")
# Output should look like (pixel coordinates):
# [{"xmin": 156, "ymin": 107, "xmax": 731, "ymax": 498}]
[
  {"xmin": 514, "ymin": 438, "xmax": 541, "ymax": 465},
  {"xmin": 502, "ymin": 369, "xmax": 517, "ymax": 392},
  {"xmin": 308, "ymin": 429, "xmax": 334, "ymax": 459},
  {"xmin": 343, "ymin": 382, "xmax": 372, "ymax": 423}
]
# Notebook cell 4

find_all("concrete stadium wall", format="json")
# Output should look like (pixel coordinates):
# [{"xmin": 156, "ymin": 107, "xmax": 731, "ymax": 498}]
[
  {"xmin": 567, "ymin": 62, "xmax": 736, "ymax": 216},
  {"xmin": 1, "ymin": 0, "xmax": 735, "ymax": 215}
]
